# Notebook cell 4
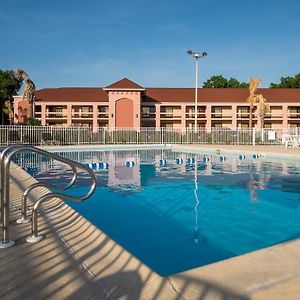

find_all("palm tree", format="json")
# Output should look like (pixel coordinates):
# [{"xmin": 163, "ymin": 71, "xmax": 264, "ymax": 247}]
[
  {"xmin": 3, "ymin": 100, "xmax": 14, "ymax": 125},
  {"xmin": 14, "ymin": 69, "xmax": 36, "ymax": 118},
  {"xmin": 247, "ymin": 78, "xmax": 262, "ymax": 128},
  {"xmin": 256, "ymin": 94, "xmax": 270, "ymax": 129}
]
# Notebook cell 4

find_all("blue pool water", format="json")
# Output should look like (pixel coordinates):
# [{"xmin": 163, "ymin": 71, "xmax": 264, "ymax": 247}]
[{"xmin": 19, "ymin": 148, "xmax": 300, "ymax": 276}]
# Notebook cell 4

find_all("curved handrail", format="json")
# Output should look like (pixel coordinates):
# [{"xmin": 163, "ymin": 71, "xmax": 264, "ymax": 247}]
[
  {"xmin": 28, "ymin": 183, "xmax": 96, "ymax": 242},
  {"xmin": 0, "ymin": 144, "xmax": 96, "ymax": 247},
  {"xmin": 17, "ymin": 161, "xmax": 78, "ymax": 224}
]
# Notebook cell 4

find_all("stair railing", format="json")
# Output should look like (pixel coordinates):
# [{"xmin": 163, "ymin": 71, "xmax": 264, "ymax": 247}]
[{"xmin": 0, "ymin": 145, "xmax": 96, "ymax": 248}]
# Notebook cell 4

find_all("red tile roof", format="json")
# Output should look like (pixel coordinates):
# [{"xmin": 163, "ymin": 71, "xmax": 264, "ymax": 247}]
[
  {"xmin": 145, "ymin": 88, "xmax": 300, "ymax": 103},
  {"xmin": 104, "ymin": 78, "xmax": 144, "ymax": 90},
  {"xmin": 34, "ymin": 86, "xmax": 300, "ymax": 104},
  {"xmin": 35, "ymin": 88, "xmax": 108, "ymax": 102}
]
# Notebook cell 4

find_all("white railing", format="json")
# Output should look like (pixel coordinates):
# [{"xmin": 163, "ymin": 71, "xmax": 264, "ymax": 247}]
[{"xmin": 0, "ymin": 125, "xmax": 299, "ymax": 146}]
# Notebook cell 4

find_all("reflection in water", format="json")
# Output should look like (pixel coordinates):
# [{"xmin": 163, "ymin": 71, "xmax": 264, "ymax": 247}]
[
  {"xmin": 194, "ymin": 160, "xmax": 200, "ymax": 243},
  {"xmin": 13, "ymin": 148, "xmax": 300, "ymax": 200}
]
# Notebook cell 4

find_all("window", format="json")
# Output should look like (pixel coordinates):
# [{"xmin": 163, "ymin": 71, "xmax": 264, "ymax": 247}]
[
  {"xmin": 35, "ymin": 105, "xmax": 41, "ymax": 112},
  {"xmin": 241, "ymin": 123, "xmax": 249, "ymax": 128},
  {"xmin": 142, "ymin": 106, "xmax": 151, "ymax": 118},
  {"xmin": 165, "ymin": 107, "xmax": 173, "ymax": 118},
  {"xmin": 214, "ymin": 123, "xmax": 222, "ymax": 128},
  {"xmin": 213, "ymin": 107, "xmax": 222, "ymax": 118},
  {"xmin": 81, "ymin": 106, "xmax": 93, "ymax": 118},
  {"xmin": 239, "ymin": 107, "xmax": 249, "ymax": 118}
]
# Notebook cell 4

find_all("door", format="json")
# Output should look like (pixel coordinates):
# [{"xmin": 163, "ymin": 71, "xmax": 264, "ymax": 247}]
[{"xmin": 115, "ymin": 98, "xmax": 134, "ymax": 128}]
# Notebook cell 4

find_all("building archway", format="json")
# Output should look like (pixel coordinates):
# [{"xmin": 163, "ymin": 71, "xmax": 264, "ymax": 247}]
[{"xmin": 115, "ymin": 98, "xmax": 134, "ymax": 128}]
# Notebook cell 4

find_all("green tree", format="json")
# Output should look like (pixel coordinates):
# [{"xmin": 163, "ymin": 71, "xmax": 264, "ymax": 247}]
[
  {"xmin": 270, "ymin": 73, "xmax": 300, "ymax": 88},
  {"xmin": 203, "ymin": 75, "xmax": 248, "ymax": 88},
  {"xmin": 26, "ymin": 117, "xmax": 41, "ymax": 126},
  {"xmin": 0, "ymin": 69, "xmax": 23, "ymax": 124}
]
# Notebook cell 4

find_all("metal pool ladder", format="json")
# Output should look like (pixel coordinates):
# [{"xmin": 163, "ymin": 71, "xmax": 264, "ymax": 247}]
[{"xmin": 0, "ymin": 145, "xmax": 97, "ymax": 248}]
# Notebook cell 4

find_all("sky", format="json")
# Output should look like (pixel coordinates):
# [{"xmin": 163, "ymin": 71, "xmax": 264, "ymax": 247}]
[{"xmin": 1, "ymin": 0, "xmax": 300, "ymax": 89}]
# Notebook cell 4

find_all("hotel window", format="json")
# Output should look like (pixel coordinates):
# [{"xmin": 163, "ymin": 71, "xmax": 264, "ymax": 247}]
[
  {"xmin": 165, "ymin": 123, "xmax": 173, "ymax": 128},
  {"xmin": 213, "ymin": 107, "xmax": 222, "ymax": 118},
  {"xmin": 165, "ymin": 107, "xmax": 173, "ymax": 118},
  {"xmin": 240, "ymin": 107, "xmax": 249, "ymax": 118},
  {"xmin": 289, "ymin": 107, "xmax": 300, "ymax": 118},
  {"xmin": 98, "ymin": 106, "xmax": 109, "ymax": 118},
  {"xmin": 142, "ymin": 106, "xmax": 151, "ymax": 118},
  {"xmin": 35, "ymin": 105, "xmax": 41, "ymax": 117},
  {"xmin": 73, "ymin": 107, "xmax": 80, "ymax": 117},
  {"xmin": 241, "ymin": 123, "xmax": 249, "ymax": 128},
  {"xmin": 48, "ymin": 106, "xmax": 65, "ymax": 117},
  {"xmin": 81, "ymin": 106, "xmax": 92, "ymax": 118},
  {"xmin": 214, "ymin": 123, "xmax": 223, "ymax": 128},
  {"xmin": 264, "ymin": 123, "xmax": 272, "ymax": 129}
]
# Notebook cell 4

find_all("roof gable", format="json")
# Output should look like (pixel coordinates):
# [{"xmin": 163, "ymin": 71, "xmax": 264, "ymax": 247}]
[{"xmin": 104, "ymin": 78, "xmax": 145, "ymax": 90}]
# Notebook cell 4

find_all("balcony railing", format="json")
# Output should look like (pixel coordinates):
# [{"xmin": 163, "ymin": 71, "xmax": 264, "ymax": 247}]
[
  {"xmin": 46, "ymin": 112, "xmax": 67, "ymax": 118},
  {"xmin": 288, "ymin": 113, "xmax": 300, "ymax": 119},
  {"xmin": 98, "ymin": 113, "xmax": 109, "ymax": 119},
  {"xmin": 185, "ymin": 113, "xmax": 206, "ymax": 119},
  {"xmin": 72, "ymin": 112, "xmax": 93, "ymax": 119},
  {"xmin": 264, "ymin": 113, "xmax": 283, "ymax": 119},
  {"xmin": 141, "ymin": 113, "xmax": 156, "ymax": 118},
  {"xmin": 237, "ymin": 113, "xmax": 250, "ymax": 118},
  {"xmin": 160, "ymin": 113, "xmax": 181, "ymax": 119},
  {"xmin": 211, "ymin": 113, "xmax": 232, "ymax": 119}
]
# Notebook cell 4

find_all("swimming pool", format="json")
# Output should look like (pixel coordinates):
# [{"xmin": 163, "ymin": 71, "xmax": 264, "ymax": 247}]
[{"xmin": 19, "ymin": 148, "xmax": 300, "ymax": 276}]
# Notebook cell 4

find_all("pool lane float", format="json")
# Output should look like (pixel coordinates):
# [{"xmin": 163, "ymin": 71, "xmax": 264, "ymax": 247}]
[
  {"xmin": 100, "ymin": 162, "xmax": 109, "ymax": 169},
  {"xmin": 219, "ymin": 156, "xmax": 226, "ymax": 162},
  {"xmin": 176, "ymin": 158, "xmax": 183, "ymax": 165},
  {"xmin": 186, "ymin": 157, "xmax": 195, "ymax": 164},
  {"xmin": 87, "ymin": 162, "xmax": 109, "ymax": 169},
  {"xmin": 202, "ymin": 156, "xmax": 210, "ymax": 163},
  {"xmin": 125, "ymin": 161, "xmax": 135, "ymax": 167},
  {"xmin": 159, "ymin": 159, "xmax": 167, "ymax": 167},
  {"xmin": 239, "ymin": 154, "xmax": 246, "ymax": 160}
]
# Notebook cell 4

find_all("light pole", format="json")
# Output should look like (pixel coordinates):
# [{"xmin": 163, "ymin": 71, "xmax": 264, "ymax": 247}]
[{"xmin": 187, "ymin": 50, "xmax": 207, "ymax": 132}]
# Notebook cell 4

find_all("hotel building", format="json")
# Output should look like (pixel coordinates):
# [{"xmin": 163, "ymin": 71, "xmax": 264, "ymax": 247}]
[{"xmin": 13, "ymin": 78, "xmax": 300, "ymax": 130}]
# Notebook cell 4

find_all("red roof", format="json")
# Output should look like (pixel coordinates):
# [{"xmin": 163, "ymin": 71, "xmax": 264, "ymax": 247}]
[
  {"xmin": 35, "ymin": 88, "xmax": 108, "ymax": 102},
  {"xmin": 34, "ymin": 86, "xmax": 300, "ymax": 104},
  {"xmin": 104, "ymin": 78, "xmax": 144, "ymax": 90},
  {"xmin": 145, "ymin": 88, "xmax": 300, "ymax": 103}
]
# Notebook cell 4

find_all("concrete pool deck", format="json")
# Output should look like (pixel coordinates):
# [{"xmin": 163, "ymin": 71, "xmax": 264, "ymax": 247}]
[{"xmin": 1, "ymin": 145, "xmax": 300, "ymax": 299}]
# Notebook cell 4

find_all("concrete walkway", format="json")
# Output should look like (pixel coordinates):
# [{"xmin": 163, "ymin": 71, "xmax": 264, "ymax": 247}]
[
  {"xmin": 1, "ymin": 147, "xmax": 300, "ymax": 299},
  {"xmin": 172, "ymin": 144, "xmax": 300, "ymax": 158}
]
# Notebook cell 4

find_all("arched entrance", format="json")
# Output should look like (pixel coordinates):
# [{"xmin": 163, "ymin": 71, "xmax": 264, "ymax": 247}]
[{"xmin": 115, "ymin": 98, "xmax": 134, "ymax": 128}]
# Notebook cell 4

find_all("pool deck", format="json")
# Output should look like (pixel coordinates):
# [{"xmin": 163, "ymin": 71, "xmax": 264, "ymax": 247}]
[{"xmin": 1, "ymin": 145, "xmax": 300, "ymax": 299}]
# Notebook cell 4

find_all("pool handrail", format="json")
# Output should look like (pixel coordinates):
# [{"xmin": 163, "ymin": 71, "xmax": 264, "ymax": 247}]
[
  {"xmin": 16, "ymin": 162, "xmax": 78, "ymax": 224},
  {"xmin": 0, "ymin": 144, "xmax": 96, "ymax": 248}
]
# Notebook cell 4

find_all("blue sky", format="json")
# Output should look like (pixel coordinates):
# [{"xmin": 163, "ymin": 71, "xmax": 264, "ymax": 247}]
[{"xmin": 1, "ymin": 0, "xmax": 300, "ymax": 89}]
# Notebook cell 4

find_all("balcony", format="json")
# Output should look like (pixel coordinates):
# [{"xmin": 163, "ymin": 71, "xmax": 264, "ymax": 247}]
[
  {"xmin": 185, "ymin": 113, "xmax": 206, "ymax": 119},
  {"xmin": 211, "ymin": 113, "xmax": 232, "ymax": 119},
  {"xmin": 237, "ymin": 113, "xmax": 250, "ymax": 119},
  {"xmin": 98, "ymin": 112, "xmax": 109, "ymax": 119},
  {"xmin": 72, "ymin": 112, "xmax": 93, "ymax": 119},
  {"xmin": 141, "ymin": 113, "xmax": 156, "ymax": 119},
  {"xmin": 288, "ymin": 113, "xmax": 300, "ymax": 119},
  {"xmin": 264, "ymin": 113, "xmax": 283, "ymax": 119},
  {"xmin": 46, "ymin": 112, "xmax": 67, "ymax": 119},
  {"xmin": 160, "ymin": 113, "xmax": 181, "ymax": 119}
]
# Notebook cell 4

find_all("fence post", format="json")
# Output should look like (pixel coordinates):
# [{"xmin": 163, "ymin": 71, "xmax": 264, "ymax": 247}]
[
  {"xmin": 103, "ymin": 128, "xmax": 106, "ymax": 145},
  {"xmin": 252, "ymin": 128, "xmax": 255, "ymax": 146}
]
